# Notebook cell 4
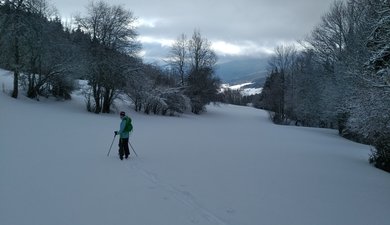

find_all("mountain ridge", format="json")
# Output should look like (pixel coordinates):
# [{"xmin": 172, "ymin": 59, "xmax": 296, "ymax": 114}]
[{"xmin": 215, "ymin": 57, "xmax": 269, "ymax": 86}]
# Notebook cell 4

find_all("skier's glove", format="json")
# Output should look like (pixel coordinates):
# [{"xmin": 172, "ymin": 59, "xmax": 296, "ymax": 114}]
[{"xmin": 114, "ymin": 131, "xmax": 118, "ymax": 135}]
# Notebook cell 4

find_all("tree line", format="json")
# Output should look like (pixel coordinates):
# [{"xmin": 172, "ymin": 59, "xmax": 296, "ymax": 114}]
[
  {"xmin": 256, "ymin": 0, "xmax": 390, "ymax": 172},
  {"xmin": 0, "ymin": 0, "xmax": 220, "ymax": 115}
]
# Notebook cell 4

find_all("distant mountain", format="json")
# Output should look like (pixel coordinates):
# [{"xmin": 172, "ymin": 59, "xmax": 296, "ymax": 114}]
[{"xmin": 215, "ymin": 57, "xmax": 269, "ymax": 85}]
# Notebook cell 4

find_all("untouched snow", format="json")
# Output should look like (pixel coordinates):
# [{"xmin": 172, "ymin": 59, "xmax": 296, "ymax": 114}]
[
  {"xmin": 221, "ymin": 83, "xmax": 262, "ymax": 96},
  {"xmin": 1, "ymin": 69, "xmax": 389, "ymax": 225}
]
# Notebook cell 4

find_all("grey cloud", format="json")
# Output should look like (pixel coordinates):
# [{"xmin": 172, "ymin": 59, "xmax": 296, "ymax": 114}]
[{"xmin": 51, "ymin": 0, "xmax": 342, "ymax": 60}]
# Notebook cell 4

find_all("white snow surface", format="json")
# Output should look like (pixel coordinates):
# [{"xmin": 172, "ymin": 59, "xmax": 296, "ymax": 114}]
[
  {"xmin": 1, "ymin": 69, "xmax": 389, "ymax": 225},
  {"xmin": 221, "ymin": 83, "xmax": 262, "ymax": 96}
]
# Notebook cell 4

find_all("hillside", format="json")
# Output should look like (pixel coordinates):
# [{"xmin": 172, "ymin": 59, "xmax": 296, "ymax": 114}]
[
  {"xmin": 1, "ymin": 69, "xmax": 389, "ymax": 225},
  {"xmin": 215, "ymin": 57, "xmax": 269, "ymax": 84}
]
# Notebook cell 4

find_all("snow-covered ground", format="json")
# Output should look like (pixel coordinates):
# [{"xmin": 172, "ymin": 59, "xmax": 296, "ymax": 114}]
[
  {"xmin": 221, "ymin": 83, "xmax": 262, "ymax": 96},
  {"xmin": 1, "ymin": 69, "xmax": 389, "ymax": 225}
]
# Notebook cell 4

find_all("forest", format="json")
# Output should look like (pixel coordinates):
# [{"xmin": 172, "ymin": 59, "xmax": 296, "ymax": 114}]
[
  {"xmin": 256, "ymin": 0, "xmax": 390, "ymax": 172},
  {"xmin": 0, "ymin": 0, "xmax": 220, "ymax": 116}
]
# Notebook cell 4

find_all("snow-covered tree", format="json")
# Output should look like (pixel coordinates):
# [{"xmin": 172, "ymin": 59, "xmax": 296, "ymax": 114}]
[
  {"xmin": 185, "ymin": 30, "xmax": 220, "ymax": 114},
  {"xmin": 125, "ymin": 63, "xmax": 189, "ymax": 116},
  {"xmin": 366, "ymin": 0, "xmax": 390, "ymax": 86},
  {"xmin": 76, "ymin": 0, "xmax": 140, "ymax": 113},
  {"xmin": 0, "ymin": 0, "xmax": 32, "ymax": 98},
  {"xmin": 186, "ymin": 67, "xmax": 220, "ymax": 114},
  {"xmin": 0, "ymin": 0, "xmax": 75, "ymax": 99},
  {"xmin": 291, "ymin": 50, "xmax": 324, "ymax": 127},
  {"xmin": 360, "ymin": 0, "xmax": 390, "ymax": 171},
  {"xmin": 258, "ymin": 69, "xmax": 285, "ymax": 123},
  {"xmin": 23, "ymin": 16, "xmax": 76, "ymax": 99}
]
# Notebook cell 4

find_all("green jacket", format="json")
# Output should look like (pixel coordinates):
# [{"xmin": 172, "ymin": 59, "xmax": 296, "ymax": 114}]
[{"xmin": 118, "ymin": 116, "xmax": 132, "ymax": 138}]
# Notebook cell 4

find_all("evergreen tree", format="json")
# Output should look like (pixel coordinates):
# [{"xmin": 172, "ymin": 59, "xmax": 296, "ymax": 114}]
[
  {"xmin": 186, "ymin": 67, "xmax": 220, "ymax": 114},
  {"xmin": 186, "ymin": 30, "xmax": 220, "ymax": 114}
]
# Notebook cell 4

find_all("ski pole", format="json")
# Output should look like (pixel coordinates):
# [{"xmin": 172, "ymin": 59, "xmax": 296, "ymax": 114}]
[
  {"xmin": 128, "ymin": 141, "xmax": 138, "ymax": 157},
  {"xmin": 107, "ymin": 134, "xmax": 116, "ymax": 156}
]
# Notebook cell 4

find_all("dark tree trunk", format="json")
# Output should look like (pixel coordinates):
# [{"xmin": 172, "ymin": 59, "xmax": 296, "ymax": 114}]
[{"xmin": 11, "ymin": 37, "xmax": 20, "ymax": 98}]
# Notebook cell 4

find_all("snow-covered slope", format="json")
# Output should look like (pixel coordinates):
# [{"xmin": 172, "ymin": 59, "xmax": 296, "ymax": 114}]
[{"xmin": 1, "ymin": 69, "xmax": 389, "ymax": 225}]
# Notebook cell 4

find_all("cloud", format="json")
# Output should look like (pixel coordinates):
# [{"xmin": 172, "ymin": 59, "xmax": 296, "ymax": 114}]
[
  {"xmin": 211, "ymin": 40, "xmax": 274, "ymax": 56},
  {"xmin": 50, "ymin": 0, "xmax": 342, "ymax": 62},
  {"xmin": 138, "ymin": 36, "xmax": 175, "ymax": 47},
  {"xmin": 211, "ymin": 41, "xmax": 243, "ymax": 55},
  {"xmin": 134, "ymin": 18, "xmax": 159, "ymax": 28}
]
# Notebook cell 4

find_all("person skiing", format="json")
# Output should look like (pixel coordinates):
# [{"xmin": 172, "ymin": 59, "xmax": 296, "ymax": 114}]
[{"xmin": 114, "ymin": 111, "xmax": 133, "ymax": 160}]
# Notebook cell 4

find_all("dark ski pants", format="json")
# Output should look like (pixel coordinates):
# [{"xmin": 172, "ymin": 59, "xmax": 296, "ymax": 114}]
[{"xmin": 118, "ymin": 138, "xmax": 130, "ymax": 159}]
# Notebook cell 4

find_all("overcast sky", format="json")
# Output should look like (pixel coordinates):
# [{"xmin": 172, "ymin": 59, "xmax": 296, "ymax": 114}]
[{"xmin": 50, "ymin": 0, "xmax": 340, "ymax": 63}]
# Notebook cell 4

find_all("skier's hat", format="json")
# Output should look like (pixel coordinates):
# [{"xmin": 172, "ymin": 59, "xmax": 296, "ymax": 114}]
[{"xmin": 120, "ymin": 111, "xmax": 125, "ymax": 116}]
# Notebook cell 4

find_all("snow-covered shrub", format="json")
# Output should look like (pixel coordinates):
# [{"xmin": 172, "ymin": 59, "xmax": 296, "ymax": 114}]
[
  {"xmin": 141, "ymin": 88, "xmax": 190, "ymax": 116},
  {"xmin": 82, "ymin": 86, "xmax": 94, "ymax": 112},
  {"xmin": 369, "ymin": 133, "xmax": 390, "ymax": 173},
  {"xmin": 143, "ymin": 93, "xmax": 167, "ymax": 115},
  {"xmin": 49, "ymin": 76, "xmax": 75, "ymax": 100},
  {"xmin": 161, "ymin": 89, "xmax": 190, "ymax": 116}
]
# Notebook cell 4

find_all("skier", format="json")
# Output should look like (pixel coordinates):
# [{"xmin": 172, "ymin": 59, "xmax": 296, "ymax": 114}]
[{"xmin": 114, "ymin": 111, "xmax": 133, "ymax": 160}]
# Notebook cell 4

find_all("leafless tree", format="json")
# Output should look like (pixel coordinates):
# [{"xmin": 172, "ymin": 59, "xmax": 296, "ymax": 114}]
[
  {"xmin": 76, "ymin": 0, "xmax": 138, "ymax": 53},
  {"xmin": 0, "ymin": 0, "xmax": 56, "ymax": 98},
  {"xmin": 188, "ymin": 29, "xmax": 217, "ymax": 72},
  {"xmin": 76, "ymin": 0, "xmax": 140, "ymax": 113},
  {"xmin": 307, "ymin": 0, "xmax": 348, "ymax": 68},
  {"xmin": 267, "ymin": 45, "xmax": 298, "ymax": 122},
  {"xmin": 186, "ymin": 30, "xmax": 219, "ymax": 114},
  {"xmin": 169, "ymin": 33, "xmax": 188, "ymax": 86}
]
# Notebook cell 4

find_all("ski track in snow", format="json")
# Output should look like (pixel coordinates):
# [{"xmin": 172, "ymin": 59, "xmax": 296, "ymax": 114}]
[{"xmin": 124, "ymin": 158, "xmax": 230, "ymax": 225}]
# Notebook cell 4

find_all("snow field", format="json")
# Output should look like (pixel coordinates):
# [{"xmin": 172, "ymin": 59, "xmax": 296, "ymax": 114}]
[{"xmin": 1, "ymin": 70, "xmax": 389, "ymax": 225}]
